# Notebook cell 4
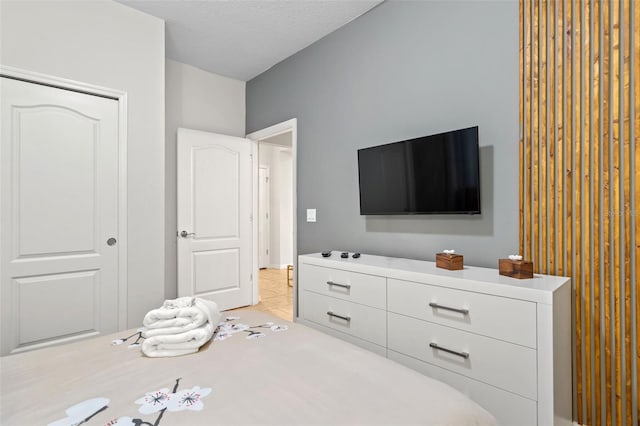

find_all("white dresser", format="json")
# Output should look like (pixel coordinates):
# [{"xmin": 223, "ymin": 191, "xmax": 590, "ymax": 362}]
[{"xmin": 298, "ymin": 252, "xmax": 572, "ymax": 426}]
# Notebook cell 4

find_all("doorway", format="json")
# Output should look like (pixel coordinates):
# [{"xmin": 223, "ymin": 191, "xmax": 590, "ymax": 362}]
[{"xmin": 247, "ymin": 119, "xmax": 297, "ymax": 321}]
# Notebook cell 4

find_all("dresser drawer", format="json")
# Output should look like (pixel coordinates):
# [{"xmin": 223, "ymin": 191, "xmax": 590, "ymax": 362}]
[
  {"xmin": 302, "ymin": 291, "xmax": 386, "ymax": 346},
  {"xmin": 388, "ymin": 350, "xmax": 537, "ymax": 426},
  {"xmin": 388, "ymin": 312, "xmax": 537, "ymax": 399},
  {"xmin": 388, "ymin": 278, "xmax": 537, "ymax": 348},
  {"xmin": 300, "ymin": 263, "xmax": 386, "ymax": 309}
]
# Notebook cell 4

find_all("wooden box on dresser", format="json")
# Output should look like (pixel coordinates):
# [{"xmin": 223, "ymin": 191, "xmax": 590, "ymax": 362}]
[{"xmin": 298, "ymin": 252, "xmax": 572, "ymax": 426}]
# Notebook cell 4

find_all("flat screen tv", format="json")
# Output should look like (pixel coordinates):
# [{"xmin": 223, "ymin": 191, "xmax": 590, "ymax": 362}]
[{"xmin": 357, "ymin": 126, "xmax": 481, "ymax": 215}]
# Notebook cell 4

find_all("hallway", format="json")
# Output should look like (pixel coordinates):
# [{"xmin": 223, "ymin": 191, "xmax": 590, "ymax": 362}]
[{"xmin": 251, "ymin": 268, "xmax": 293, "ymax": 321}]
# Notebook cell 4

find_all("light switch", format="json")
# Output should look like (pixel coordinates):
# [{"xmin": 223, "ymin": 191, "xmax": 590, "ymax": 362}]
[{"xmin": 306, "ymin": 209, "xmax": 316, "ymax": 222}]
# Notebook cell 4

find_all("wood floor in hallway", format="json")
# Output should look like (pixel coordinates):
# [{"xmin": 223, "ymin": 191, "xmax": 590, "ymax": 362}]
[{"xmin": 251, "ymin": 268, "xmax": 293, "ymax": 321}]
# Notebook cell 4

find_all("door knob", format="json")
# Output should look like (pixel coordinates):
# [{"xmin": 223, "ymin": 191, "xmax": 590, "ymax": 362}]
[
  {"xmin": 180, "ymin": 230, "xmax": 195, "ymax": 238},
  {"xmin": 107, "ymin": 237, "xmax": 117, "ymax": 246}
]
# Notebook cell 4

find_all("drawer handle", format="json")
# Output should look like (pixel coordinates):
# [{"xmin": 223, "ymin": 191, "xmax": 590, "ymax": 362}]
[
  {"xmin": 429, "ymin": 342, "xmax": 470, "ymax": 359},
  {"xmin": 326, "ymin": 311, "xmax": 351, "ymax": 322},
  {"xmin": 428, "ymin": 302, "xmax": 469, "ymax": 315},
  {"xmin": 327, "ymin": 281, "xmax": 351, "ymax": 290}
]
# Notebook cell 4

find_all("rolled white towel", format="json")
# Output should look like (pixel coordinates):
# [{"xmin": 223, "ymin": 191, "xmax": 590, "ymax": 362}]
[
  {"xmin": 142, "ymin": 298, "xmax": 221, "ymax": 337},
  {"xmin": 142, "ymin": 322, "xmax": 215, "ymax": 358},
  {"xmin": 162, "ymin": 296, "xmax": 196, "ymax": 309}
]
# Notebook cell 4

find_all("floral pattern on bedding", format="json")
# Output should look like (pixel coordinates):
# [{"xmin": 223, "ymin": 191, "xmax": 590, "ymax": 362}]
[
  {"xmin": 111, "ymin": 329, "xmax": 144, "ymax": 349},
  {"xmin": 48, "ymin": 379, "xmax": 212, "ymax": 426},
  {"xmin": 109, "ymin": 316, "xmax": 289, "ymax": 349},
  {"xmin": 47, "ymin": 397, "xmax": 110, "ymax": 426},
  {"xmin": 214, "ymin": 316, "xmax": 289, "ymax": 341},
  {"xmin": 107, "ymin": 378, "xmax": 211, "ymax": 425}
]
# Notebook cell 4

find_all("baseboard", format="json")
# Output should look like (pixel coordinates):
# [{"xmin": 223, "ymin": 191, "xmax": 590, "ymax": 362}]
[{"xmin": 267, "ymin": 264, "xmax": 292, "ymax": 270}]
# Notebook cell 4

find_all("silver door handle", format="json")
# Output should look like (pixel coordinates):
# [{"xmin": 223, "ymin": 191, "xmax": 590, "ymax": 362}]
[
  {"xmin": 428, "ymin": 302, "xmax": 469, "ymax": 315},
  {"xmin": 326, "ymin": 311, "xmax": 351, "ymax": 322},
  {"xmin": 107, "ymin": 237, "xmax": 117, "ymax": 246},
  {"xmin": 180, "ymin": 230, "xmax": 195, "ymax": 238},
  {"xmin": 326, "ymin": 281, "xmax": 351, "ymax": 290},
  {"xmin": 429, "ymin": 342, "xmax": 470, "ymax": 359}
]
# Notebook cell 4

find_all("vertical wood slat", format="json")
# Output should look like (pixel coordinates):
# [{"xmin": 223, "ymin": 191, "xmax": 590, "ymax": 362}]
[
  {"xmin": 621, "ymin": 2, "xmax": 632, "ymax": 425},
  {"xmin": 549, "ymin": 0, "xmax": 557, "ymax": 277},
  {"xmin": 519, "ymin": 1, "xmax": 639, "ymax": 424},
  {"xmin": 603, "ymin": 2, "xmax": 613, "ymax": 424},
  {"xmin": 542, "ymin": 0, "xmax": 548, "ymax": 273},
  {"xmin": 596, "ymin": 1, "xmax": 607, "ymax": 422},
  {"xmin": 520, "ymin": 0, "xmax": 525, "ymax": 260},
  {"xmin": 605, "ymin": 0, "xmax": 616, "ymax": 425},
  {"xmin": 535, "ymin": 0, "xmax": 541, "ymax": 270},
  {"xmin": 583, "ymin": 1, "xmax": 593, "ymax": 423},
  {"xmin": 578, "ymin": 1, "xmax": 589, "ymax": 421},
  {"xmin": 526, "ymin": 0, "xmax": 534, "ymax": 262},
  {"xmin": 560, "ymin": 0, "xmax": 567, "ymax": 277},
  {"xmin": 611, "ymin": 0, "xmax": 621, "ymax": 422},
  {"xmin": 590, "ymin": 1, "xmax": 600, "ymax": 423},
  {"xmin": 571, "ymin": 0, "xmax": 582, "ymax": 419},
  {"xmin": 591, "ymin": 0, "xmax": 602, "ymax": 424},
  {"xmin": 624, "ymin": 1, "xmax": 632, "ymax": 424},
  {"xmin": 632, "ymin": 2, "xmax": 639, "ymax": 425}
]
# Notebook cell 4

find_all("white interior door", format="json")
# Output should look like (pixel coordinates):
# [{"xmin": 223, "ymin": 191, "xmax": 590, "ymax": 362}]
[
  {"xmin": 258, "ymin": 166, "xmax": 270, "ymax": 269},
  {"xmin": 0, "ymin": 77, "xmax": 120, "ymax": 355},
  {"xmin": 177, "ymin": 128, "xmax": 253, "ymax": 310}
]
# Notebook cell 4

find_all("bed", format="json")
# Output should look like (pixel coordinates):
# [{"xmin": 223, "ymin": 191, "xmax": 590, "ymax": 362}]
[{"xmin": 0, "ymin": 309, "xmax": 495, "ymax": 425}]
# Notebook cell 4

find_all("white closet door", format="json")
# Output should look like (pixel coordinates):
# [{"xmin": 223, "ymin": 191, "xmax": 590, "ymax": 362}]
[
  {"xmin": 177, "ymin": 128, "xmax": 253, "ymax": 310},
  {"xmin": 0, "ymin": 77, "xmax": 120, "ymax": 355}
]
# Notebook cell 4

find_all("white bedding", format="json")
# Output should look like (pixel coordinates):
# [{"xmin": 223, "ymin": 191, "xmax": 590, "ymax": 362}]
[{"xmin": 0, "ymin": 309, "xmax": 495, "ymax": 426}]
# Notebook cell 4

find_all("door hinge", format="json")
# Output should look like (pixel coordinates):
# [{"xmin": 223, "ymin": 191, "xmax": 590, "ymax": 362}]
[
  {"xmin": 266, "ymin": 212, "xmax": 269, "ymax": 220},
  {"xmin": 266, "ymin": 176, "xmax": 269, "ymax": 183},
  {"xmin": 250, "ymin": 273, "xmax": 253, "ymax": 282},
  {"xmin": 266, "ymin": 249, "xmax": 269, "ymax": 255},
  {"xmin": 250, "ymin": 213, "xmax": 253, "ymax": 222}
]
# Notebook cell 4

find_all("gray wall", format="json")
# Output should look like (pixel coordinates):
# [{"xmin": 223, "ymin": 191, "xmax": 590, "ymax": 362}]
[
  {"xmin": 1, "ymin": 0, "xmax": 166, "ymax": 326},
  {"xmin": 165, "ymin": 59, "xmax": 245, "ymax": 299},
  {"xmin": 246, "ymin": 1, "xmax": 519, "ymax": 267}
]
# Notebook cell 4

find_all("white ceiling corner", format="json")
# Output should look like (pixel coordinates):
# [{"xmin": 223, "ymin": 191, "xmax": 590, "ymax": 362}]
[{"xmin": 117, "ymin": 0, "xmax": 383, "ymax": 81}]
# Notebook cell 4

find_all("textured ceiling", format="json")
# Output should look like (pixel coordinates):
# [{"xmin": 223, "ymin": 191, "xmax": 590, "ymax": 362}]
[{"xmin": 118, "ymin": 0, "xmax": 382, "ymax": 81}]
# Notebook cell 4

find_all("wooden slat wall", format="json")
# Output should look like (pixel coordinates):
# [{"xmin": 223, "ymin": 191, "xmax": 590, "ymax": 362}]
[{"xmin": 520, "ymin": 1, "xmax": 639, "ymax": 425}]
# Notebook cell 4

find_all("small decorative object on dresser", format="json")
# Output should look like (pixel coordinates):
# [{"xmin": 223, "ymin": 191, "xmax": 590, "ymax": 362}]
[
  {"xmin": 435, "ymin": 249, "xmax": 463, "ymax": 270},
  {"xmin": 498, "ymin": 255, "xmax": 534, "ymax": 279}
]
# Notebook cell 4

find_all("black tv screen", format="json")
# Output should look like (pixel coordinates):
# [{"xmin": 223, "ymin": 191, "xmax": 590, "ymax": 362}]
[{"xmin": 357, "ymin": 126, "xmax": 481, "ymax": 215}]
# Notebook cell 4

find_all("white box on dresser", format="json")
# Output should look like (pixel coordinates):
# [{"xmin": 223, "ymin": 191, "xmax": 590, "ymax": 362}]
[{"xmin": 298, "ymin": 252, "xmax": 572, "ymax": 426}]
